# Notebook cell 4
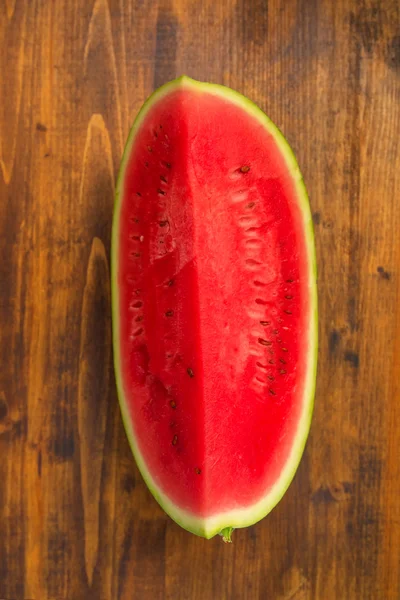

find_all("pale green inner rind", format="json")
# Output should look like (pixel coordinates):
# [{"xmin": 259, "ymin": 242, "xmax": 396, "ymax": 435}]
[{"xmin": 111, "ymin": 76, "xmax": 318, "ymax": 539}]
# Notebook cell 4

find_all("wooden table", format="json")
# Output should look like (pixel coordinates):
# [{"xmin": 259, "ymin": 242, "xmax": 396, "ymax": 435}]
[{"xmin": 1, "ymin": 1, "xmax": 399, "ymax": 598}]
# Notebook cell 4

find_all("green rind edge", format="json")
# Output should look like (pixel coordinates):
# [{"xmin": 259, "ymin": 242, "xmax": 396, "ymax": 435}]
[{"xmin": 111, "ymin": 76, "xmax": 318, "ymax": 539}]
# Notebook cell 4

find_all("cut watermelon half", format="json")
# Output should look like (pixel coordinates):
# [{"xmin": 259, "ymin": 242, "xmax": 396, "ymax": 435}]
[{"xmin": 112, "ymin": 76, "xmax": 317, "ymax": 540}]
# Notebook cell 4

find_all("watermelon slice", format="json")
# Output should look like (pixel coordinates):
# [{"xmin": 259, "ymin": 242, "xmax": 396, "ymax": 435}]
[{"xmin": 111, "ymin": 76, "xmax": 317, "ymax": 540}]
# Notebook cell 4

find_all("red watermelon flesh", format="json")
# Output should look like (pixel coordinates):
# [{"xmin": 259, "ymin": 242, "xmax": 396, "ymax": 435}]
[{"xmin": 112, "ymin": 77, "xmax": 317, "ymax": 538}]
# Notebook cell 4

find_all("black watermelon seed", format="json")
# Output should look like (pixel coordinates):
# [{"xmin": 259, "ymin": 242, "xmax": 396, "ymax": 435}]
[
  {"xmin": 187, "ymin": 368, "xmax": 194, "ymax": 378},
  {"xmin": 172, "ymin": 435, "xmax": 178, "ymax": 446}
]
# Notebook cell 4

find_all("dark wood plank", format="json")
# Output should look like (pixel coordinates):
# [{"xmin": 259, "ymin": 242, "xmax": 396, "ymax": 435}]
[{"xmin": 0, "ymin": 0, "xmax": 399, "ymax": 598}]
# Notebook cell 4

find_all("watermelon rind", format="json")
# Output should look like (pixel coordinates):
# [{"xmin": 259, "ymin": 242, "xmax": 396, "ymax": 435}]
[{"xmin": 111, "ymin": 76, "xmax": 318, "ymax": 539}]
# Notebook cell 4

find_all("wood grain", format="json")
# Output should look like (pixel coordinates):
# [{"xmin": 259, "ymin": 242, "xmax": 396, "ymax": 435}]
[{"xmin": 1, "ymin": 0, "xmax": 399, "ymax": 598}]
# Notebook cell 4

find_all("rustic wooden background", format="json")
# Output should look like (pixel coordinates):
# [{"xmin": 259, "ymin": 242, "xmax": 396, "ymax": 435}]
[{"xmin": 1, "ymin": 0, "xmax": 399, "ymax": 598}]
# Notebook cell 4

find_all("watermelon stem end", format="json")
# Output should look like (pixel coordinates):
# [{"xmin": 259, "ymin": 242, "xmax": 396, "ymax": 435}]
[{"xmin": 219, "ymin": 527, "xmax": 234, "ymax": 543}]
